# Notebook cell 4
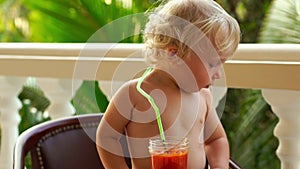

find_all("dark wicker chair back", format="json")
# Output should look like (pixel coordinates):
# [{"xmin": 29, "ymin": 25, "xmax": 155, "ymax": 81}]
[{"xmin": 13, "ymin": 113, "xmax": 131, "ymax": 169}]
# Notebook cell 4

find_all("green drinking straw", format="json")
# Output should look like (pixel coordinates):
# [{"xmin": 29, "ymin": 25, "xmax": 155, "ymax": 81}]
[{"xmin": 136, "ymin": 67, "xmax": 166, "ymax": 142}]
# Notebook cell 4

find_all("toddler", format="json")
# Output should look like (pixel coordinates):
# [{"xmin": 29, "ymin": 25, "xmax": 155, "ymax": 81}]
[{"xmin": 97, "ymin": 0, "xmax": 240, "ymax": 168}]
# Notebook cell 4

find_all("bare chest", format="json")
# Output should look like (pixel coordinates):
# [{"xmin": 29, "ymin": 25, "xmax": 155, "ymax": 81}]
[
  {"xmin": 128, "ymin": 91, "xmax": 207, "ymax": 138},
  {"xmin": 161, "ymin": 92, "xmax": 207, "ymax": 138}
]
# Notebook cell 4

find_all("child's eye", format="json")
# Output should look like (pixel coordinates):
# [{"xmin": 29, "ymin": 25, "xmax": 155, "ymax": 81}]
[
  {"xmin": 208, "ymin": 61, "xmax": 221, "ymax": 68},
  {"xmin": 208, "ymin": 63, "xmax": 214, "ymax": 68}
]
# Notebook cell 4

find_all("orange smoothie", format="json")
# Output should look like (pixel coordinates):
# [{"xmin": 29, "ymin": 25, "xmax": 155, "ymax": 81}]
[{"xmin": 150, "ymin": 149, "xmax": 188, "ymax": 169}]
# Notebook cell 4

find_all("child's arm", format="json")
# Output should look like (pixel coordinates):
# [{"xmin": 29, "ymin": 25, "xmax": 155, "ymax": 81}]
[
  {"xmin": 96, "ymin": 101, "xmax": 130, "ymax": 169},
  {"xmin": 203, "ymin": 89, "xmax": 230, "ymax": 169},
  {"xmin": 96, "ymin": 83, "xmax": 133, "ymax": 169},
  {"xmin": 204, "ymin": 122, "xmax": 230, "ymax": 169}
]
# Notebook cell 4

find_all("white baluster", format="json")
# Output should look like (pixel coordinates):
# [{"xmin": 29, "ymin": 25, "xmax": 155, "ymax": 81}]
[
  {"xmin": 0, "ymin": 76, "xmax": 26, "ymax": 169},
  {"xmin": 262, "ymin": 89, "xmax": 300, "ymax": 169},
  {"xmin": 37, "ymin": 78, "xmax": 83, "ymax": 119}
]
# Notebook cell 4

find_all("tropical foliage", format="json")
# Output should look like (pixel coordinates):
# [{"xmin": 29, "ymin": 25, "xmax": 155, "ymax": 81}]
[
  {"xmin": 259, "ymin": 0, "xmax": 300, "ymax": 43},
  {"xmin": 1, "ymin": 0, "xmax": 299, "ymax": 168}
]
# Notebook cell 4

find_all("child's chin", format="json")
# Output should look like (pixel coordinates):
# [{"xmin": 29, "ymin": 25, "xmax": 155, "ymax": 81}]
[{"xmin": 204, "ymin": 85, "xmax": 210, "ymax": 88}]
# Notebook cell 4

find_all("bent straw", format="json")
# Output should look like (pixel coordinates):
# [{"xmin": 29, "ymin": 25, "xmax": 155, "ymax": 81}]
[{"xmin": 136, "ymin": 67, "xmax": 166, "ymax": 142}]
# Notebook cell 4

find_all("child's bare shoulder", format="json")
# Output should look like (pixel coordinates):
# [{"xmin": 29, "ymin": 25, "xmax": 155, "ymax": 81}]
[
  {"xmin": 113, "ymin": 79, "xmax": 139, "ymax": 98},
  {"xmin": 113, "ymin": 79, "xmax": 148, "ymax": 105}
]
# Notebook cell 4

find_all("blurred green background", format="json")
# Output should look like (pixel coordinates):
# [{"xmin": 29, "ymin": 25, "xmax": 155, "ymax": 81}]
[{"xmin": 1, "ymin": 0, "xmax": 300, "ymax": 168}]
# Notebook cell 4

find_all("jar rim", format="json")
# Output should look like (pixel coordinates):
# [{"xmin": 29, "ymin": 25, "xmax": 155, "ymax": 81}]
[{"xmin": 149, "ymin": 136, "xmax": 189, "ymax": 149}]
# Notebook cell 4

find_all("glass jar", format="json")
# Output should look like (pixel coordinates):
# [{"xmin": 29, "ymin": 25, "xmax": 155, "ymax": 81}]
[{"xmin": 149, "ymin": 137, "xmax": 189, "ymax": 169}]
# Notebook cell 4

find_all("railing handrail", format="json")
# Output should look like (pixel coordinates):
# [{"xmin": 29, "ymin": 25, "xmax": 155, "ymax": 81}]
[
  {"xmin": 0, "ymin": 43, "xmax": 144, "ymax": 57},
  {"xmin": 1, "ymin": 43, "xmax": 300, "ymax": 59},
  {"xmin": 1, "ymin": 43, "xmax": 300, "ymax": 90}
]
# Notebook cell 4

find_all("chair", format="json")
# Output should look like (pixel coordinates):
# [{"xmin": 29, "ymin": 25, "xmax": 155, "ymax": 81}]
[
  {"xmin": 229, "ymin": 159, "xmax": 243, "ymax": 169},
  {"xmin": 13, "ymin": 113, "xmax": 131, "ymax": 169},
  {"xmin": 13, "ymin": 113, "xmax": 242, "ymax": 169}
]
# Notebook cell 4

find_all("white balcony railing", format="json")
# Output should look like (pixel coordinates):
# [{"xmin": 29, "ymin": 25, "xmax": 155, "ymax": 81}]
[{"xmin": 1, "ymin": 43, "xmax": 300, "ymax": 169}]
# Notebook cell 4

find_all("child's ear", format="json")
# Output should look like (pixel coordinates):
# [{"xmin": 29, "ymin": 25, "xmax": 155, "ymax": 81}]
[{"xmin": 166, "ymin": 45, "xmax": 178, "ymax": 56}]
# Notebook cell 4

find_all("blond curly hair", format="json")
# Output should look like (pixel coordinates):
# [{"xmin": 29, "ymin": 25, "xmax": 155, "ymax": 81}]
[{"xmin": 143, "ymin": 0, "xmax": 240, "ymax": 64}]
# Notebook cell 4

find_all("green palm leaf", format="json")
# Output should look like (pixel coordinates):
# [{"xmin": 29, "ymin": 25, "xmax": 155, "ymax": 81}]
[
  {"xmin": 22, "ymin": 0, "xmax": 100, "ymax": 42},
  {"xmin": 259, "ymin": 0, "xmax": 300, "ymax": 43},
  {"xmin": 221, "ymin": 89, "xmax": 280, "ymax": 169},
  {"xmin": 72, "ymin": 81, "xmax": 109, "ymax": 114}
]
